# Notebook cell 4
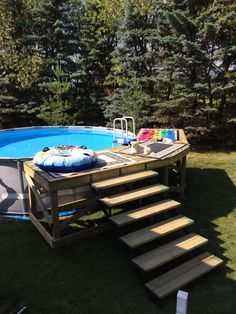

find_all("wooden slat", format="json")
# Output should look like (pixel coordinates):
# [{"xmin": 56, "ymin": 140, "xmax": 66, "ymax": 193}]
[
  {"xmin": 91, "ymin": 170, "xmax": 158, "ymax": 190},
  {"xmin": 49, "ymin": 175, "xmax": 91, "ymax": 191},
  {"xmin": 120, "ymin": 163, "xmax": 146, "ymax": 175},
  {"xmin": 25, "ymin": 173, "xmax": 52, "ymax": 225},
  {"xmin": 132, "ymin": 233, "xmax": 208, "ymax": 272},
  {"xmin": 24, "ymin": 162, "xmax": 50, "ymax": 190},
  {"xmin": 29, "ymin": 213, "xmax": 53, "ymax": 247},
  {"xmin": 91, "ymin": 168, "xmax": 120, "ymax": 182},
  {"xmin": 100, "ymin": 184, "xmax": 169, "ymax": 207},
  {"xmin": 145, "ymin": 148, "xmax": 190, "ymax": 170},
  {"xmin": 28, "ymin": 181, "xmax": 36, "ymax": 214},
  {"xmin": 52, "ymin": 222, "xmax": 111, "ymax": 249},
  {"xmin": 109, "ymin": 199, "xmax": 180, "ymax": 227},
  {"xmin": 178, "ymin": 129, "xmax": 189, "ymax": 144},
  {"xmin": 42, "ymin": 188, "xmax": 96, "ymax": 212},
  {"xmin": 56, "ymin": 197, "xmax": 95, "ymax": 212},
  {"xmin": 59, "ymin": 205, "xmax": 93, "ymax": 231},
  {"xmin": 120, "ymin": 215, "xmax": 194, "ymax": 249},
  {"xmin": 145, "ymin": 252, "xmax": 223, "ymax": 299}
]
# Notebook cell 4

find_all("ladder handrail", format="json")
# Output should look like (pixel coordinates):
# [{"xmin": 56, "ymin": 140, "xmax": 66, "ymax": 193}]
[
  {"xmin": 113, "ymin": 118, "xmax": 128, "ymax": 140},
  {"xmin": 112, "ymin": 116, "xmax": 136, "ymax": 146},
  {"xmin": 122, "ymin": 116, "xmax": 136, "ymax": 136}
]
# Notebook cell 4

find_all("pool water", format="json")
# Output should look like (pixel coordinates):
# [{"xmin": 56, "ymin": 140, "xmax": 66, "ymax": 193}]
[{"xmin": 0, "ymin": 127, "xmax": 117, "ymax": 158}]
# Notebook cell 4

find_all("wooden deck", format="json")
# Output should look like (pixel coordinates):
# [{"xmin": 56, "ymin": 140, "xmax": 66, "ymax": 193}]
[
  {"xmin": 24, "ymin": 143, "xmax": 189, "ymax": 192},
  {"xmin": 23, "ymin": 129, "xmax": 189, "ymax": 248}
]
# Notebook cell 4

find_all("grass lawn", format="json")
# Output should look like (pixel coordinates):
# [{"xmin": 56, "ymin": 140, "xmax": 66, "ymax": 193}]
[{"xmin": 0, "ymin": 151, "xmax": 236, "ymax": 314}]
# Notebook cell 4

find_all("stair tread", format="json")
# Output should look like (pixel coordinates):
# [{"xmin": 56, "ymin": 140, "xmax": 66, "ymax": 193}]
[
  {"xmin": 132, "ymin": 233, "xmax": 208, "ymax": 272},
  {"xmin": 91, "ymin": 170, "xmax": 158, "ymax": 190},
  {"xmin": 145, "ymin": 252, "xmax": 223, "ymax": 298},
  {"xmin": 120, "ymin": 215, "xmax": 194, "ymax": 249},
  {"xmin": 100, "ymin": 184, "xmax": 169, "ymax": 207},
  {"xmin": 109, "ymin": 199, "xmax": 181, "ymax": 227}
]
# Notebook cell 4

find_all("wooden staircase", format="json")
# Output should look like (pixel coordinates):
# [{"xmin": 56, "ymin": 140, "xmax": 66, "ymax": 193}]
[{"xmin": 92, "ymin": 169, "xmax": 223, "ymax": 299}]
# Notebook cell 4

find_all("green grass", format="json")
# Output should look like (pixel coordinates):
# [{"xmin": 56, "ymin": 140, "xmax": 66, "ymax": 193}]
[{"xmin": 1, "ymin": 151, "xmax": 236, "ymax": 314}]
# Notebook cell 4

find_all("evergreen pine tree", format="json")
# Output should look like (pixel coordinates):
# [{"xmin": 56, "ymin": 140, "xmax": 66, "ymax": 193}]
[
  {"xmin": 151, "ymin": 0, "xmax": 236, "ymax": 146},
  {"xmin": 104, "ymin": 0, "xmax": 158, "ymax": 127},
  {"xmin": 73, "ymin": 0, "xmax": 117, "ymax": 125},
  {"xmin": 27, "ymin": 0, "xmax": 81, "ymax": 125},
  {"xmin": 0, "ymin": 0, "xmax": 81, "ymax": 128},
  {"xmin": 0, "ymin": 0, "xmax": 42, "ymax": 128},
  {"xmin": 37, "ymin": 62, "xmax": 73, "ymax": 125}
]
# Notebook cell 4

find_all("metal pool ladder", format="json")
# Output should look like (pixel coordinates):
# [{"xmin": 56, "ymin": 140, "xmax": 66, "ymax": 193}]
[{"xmin": 112, "ymin": 116, "xmax": 136, "ymax": 146}]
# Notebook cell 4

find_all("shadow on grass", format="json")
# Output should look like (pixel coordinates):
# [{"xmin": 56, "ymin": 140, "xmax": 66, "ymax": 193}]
[
  {"xmin": 0, "ymin": 222, "xmax": 163, "ymax": 314},
  {"xmin": 177, "ymin": 167, "xmax": 236, "ymax": 314}
]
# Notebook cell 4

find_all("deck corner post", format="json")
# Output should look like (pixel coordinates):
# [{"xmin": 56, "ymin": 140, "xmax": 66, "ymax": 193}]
[{"xmin": 50, "ymin": 191, "xmax": 60, "ymax": 240}]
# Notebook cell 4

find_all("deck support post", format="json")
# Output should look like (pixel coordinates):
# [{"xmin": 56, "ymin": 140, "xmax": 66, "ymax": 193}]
[
  {"xmin": 162, "ymin": 166, "xmax": 169, "ymax": 198},
  {"xmin": 180, "ymin": 157, "xmax": 186, "ymax": 200},
  {"xmin": 28, "ymin": 177, "xmax": 37, "ymax": 214},
  {"xmin": 50, "ymin": 191, "xmax": 60, "ymax": 240}
]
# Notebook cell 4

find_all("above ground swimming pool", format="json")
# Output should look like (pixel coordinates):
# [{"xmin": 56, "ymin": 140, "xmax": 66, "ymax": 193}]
[{"xmin": 0, "ymin": 126, "xmax": 130, "ymax": 216}]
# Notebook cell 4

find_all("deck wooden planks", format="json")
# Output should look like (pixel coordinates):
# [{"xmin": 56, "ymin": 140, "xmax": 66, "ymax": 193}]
[
  {"xmin": 120, "ymin": 215, "xmax": 194, "ymax": 248},
  {"xmin": 109, "ymin": 199, "xmax": 180, "ymax": 227},
  {"xmin": 132, "ymin": 233, "xmax": 208, "ymax": 272},
  {"xmin": 145, "ymin": 252, "xmax": 223, "ymax": 298}
]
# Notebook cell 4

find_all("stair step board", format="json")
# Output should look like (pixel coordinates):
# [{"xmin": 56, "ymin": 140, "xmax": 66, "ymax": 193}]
[
  {"xmin": 132, "ymin": 233, "xmax": 208, "ymax": 272},
  {"xmin": 109, "ymin": 199, "xmax": 181, "ymax": 227},
  {"xmin": 120, "ymin": 215, "xmax": 194, "ymax": 249},
  {"xmin": 145, "ymin": 252, "xmax": 223, "ymax": 299},
  {"xmin": 100, "ymin": 184, "xmax": 169, "ymax": 207},
  {"xmin": 91, "ymin": 170, "xmax": 158, "ymax": 191}
]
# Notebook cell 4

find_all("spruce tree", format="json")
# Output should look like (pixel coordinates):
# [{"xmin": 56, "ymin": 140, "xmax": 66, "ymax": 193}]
[
  {"xmin": 37, "ymin": 62, "xmax": 74, "ymax": 125},
  {"xmin": 104, "ymin": 0, "xmax": 158, "ymax": 128},
  {"xmin": 73, "ymin": 0, "xmax": 117, "ymax": 125},
  {"xmin": 0, "ymin": 0, "xmax": 42, "ymax": 128},
  {"xmin": 0, "ymin": 0, "xmax": 81, "ymax": 128},
  {"xmin": 27, "ymin": 0, "xmax": 81, "ymax": 125},
  {"xmin": 152, "ymin": 0, "xmax": 236, "ymax": 146}
]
